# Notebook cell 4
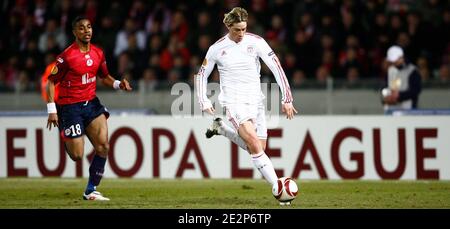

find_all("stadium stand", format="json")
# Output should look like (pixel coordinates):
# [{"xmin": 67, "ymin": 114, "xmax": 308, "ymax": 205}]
[{"xmin": 0, "ymin": 0, "xmax": 449, "ymax": 114}]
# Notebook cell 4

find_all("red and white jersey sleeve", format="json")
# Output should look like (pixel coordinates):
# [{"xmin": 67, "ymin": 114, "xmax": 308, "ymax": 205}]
[
  {"xmin": 49, "ymin": 55, "xmax": 69, "ymax": 84},
  {"xmin": 256, "ymin": 38, "xmax": 293, "ymax": 104},
  {"xmin": 195, "ymin": 45, "xmax": 217, "ymax": 110}
]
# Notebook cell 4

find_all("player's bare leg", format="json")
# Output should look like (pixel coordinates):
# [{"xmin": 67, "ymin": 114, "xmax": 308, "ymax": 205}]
[
  {"xmin": 259, "ymin": 139, "xmax": 267, "ymax": 151},
  {"xmin": 64, "ymin": 137, "xmax": 85, "ymax": 161},
  {"xmin": 206, "ymin": 118, "xmax": 268, "ymax": 152},
  {"xmin": 206, "ymin": 118, "xmax": 248, "ymax": 150},
  {"xmin": 86, "ymin": 114, "xmax": 109, "ymax": 158},
  {"xmin": 83, "ymin": 114, "xmax": 110, "ymax": 201},
  {"xmin": 238, "ymin": 122, "xmax": 262, "ymax": 153},
  {"xmin": 238, "ymin": 121, "xmax": 278, "ymax": 185}
]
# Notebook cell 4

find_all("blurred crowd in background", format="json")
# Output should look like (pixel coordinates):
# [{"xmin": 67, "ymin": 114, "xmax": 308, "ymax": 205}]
[{"xmin": 0, "ymin": 0, "xmax": 449, "ymax": 93}]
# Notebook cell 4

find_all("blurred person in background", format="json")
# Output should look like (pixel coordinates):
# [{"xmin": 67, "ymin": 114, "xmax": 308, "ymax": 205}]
[
  {"xmin": 382, "ymin": 45, "xmax": 422, "ymax": 111},
  {"xmin": 41, "ymin": 61, "xmax": 59, "ymax": 102},
  {"xmin": 38, "ymin": 19, "xmax": 68, "ymax": 54},
  {"xmin": 437, "ymin": 64, "xmax": 449, "ymax": 83}
]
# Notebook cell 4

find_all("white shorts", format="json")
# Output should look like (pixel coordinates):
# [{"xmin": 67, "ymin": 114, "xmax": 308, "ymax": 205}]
[{"xmin": 224, "ymin": 102, "xmax": 267, "ymax": 139}]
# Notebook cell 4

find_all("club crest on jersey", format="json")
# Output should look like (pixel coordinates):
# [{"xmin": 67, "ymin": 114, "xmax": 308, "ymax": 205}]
[
  {"xmin": 247, "ymin": 45, "xmax": 254, "ymax": 54},
  {"xmin": 221, "ymin": 50, "xmax": 227, "ymax": 56},
  {"xmin": 86, "ymin": 59, "xmax": 93, "ymax": 66},
  {"xmin": 57, "ymin": 57, "xmax": 64, "ymax": 63},
  {"xmin": 50, "ymin": 66, "xmax": 58, "ymax": 75}
]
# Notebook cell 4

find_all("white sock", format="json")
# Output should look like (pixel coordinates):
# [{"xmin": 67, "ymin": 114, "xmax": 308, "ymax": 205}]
[
  {"xmin": 251, "ymin": 152, "xmax": 278, "ymax": 186},
  {"xmin": 218, "ymin": 121, "xmax": 248, "ymax": 151}
]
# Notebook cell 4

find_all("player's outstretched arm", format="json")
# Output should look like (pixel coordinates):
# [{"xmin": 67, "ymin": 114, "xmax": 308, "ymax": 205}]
[
  {"xmin": 256, "ymin": 38, "xmax": 298, "ymax": 119},
  {"xmin": 102, "ymin": 75, "xmax": 132, "ymax": 91},
  {"xmin": 46, "ymin": 79, "xmax": 58, "ymax": 130}
]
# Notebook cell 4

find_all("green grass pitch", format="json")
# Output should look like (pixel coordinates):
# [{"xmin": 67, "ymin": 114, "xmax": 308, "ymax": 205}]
[{"xmin": 0, "ymin": 178, "xmax": 449, "ymax": 209}]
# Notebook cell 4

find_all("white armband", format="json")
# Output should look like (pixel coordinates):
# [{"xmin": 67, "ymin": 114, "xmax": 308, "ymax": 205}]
[
  {"xmin": 113, "ymin": 80, "xmax": 121, "ymax": 90},
  {"xmin": 47, "ymin": 103, "xmax": 57, "ymax": 114}
]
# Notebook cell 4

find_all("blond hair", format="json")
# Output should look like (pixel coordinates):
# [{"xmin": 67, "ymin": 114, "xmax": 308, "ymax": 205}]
[{"xmin": 223, "ymin": 7, "xmax": 248, "ymax": 27}]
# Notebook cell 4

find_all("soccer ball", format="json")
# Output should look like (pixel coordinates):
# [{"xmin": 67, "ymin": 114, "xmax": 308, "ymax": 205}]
[{"xmin": 272, "ymin": 177, "xmax": 298, "ymax": 205}]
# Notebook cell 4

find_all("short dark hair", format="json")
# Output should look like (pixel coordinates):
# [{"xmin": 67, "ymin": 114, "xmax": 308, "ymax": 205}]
[{"xmin": 72, "ymin": 16, "xmax": 89, "ymax": 30}]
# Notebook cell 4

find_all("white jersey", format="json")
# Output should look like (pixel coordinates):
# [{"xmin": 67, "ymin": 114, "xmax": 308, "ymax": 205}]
[{"xmin": 196, "ymin": 33, "xmax": 293, "ymax": 110}]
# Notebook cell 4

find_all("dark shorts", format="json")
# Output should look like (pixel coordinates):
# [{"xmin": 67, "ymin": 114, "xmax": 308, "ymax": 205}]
[{"xmin": 57, "ymin": 97, "xmax": 110, "ymax": 140}]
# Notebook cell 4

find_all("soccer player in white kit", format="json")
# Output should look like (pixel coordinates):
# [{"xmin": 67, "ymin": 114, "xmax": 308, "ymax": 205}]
[{"xmin": 195, "ymin": 7, "xmax": 298, "ymax": 187}]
